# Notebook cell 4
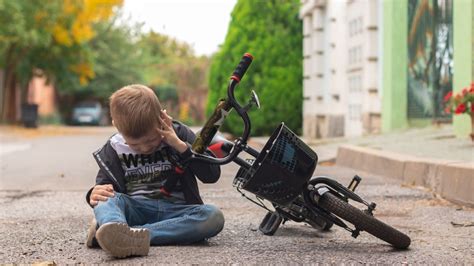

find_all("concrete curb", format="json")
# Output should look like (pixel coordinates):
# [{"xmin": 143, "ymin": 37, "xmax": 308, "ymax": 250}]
[{"xmin": 336, "ymin": 145, "xmax": 474, "ymax": 207}]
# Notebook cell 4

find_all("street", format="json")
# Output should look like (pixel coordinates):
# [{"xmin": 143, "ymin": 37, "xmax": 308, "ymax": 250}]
[{"xmin": 0, "ymin": 127, "xmax": 472, "ymax": 264}]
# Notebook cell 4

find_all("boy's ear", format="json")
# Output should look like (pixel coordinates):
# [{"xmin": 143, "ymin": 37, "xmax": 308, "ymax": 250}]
[{"xmin": 111, "ymin": 120, "xmax": 115, "ymax": 127}]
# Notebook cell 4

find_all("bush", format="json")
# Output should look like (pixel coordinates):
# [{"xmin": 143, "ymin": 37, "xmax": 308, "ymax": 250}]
[
  {"xmin": 39, "ymin": 112, "xmax": 63, "ymax": 125},
  {"xmin": 207, "ymin": 0, "xmax": 302, "ymax": 136}
]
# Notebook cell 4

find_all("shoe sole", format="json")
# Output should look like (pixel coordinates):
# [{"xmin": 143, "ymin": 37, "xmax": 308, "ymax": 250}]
[
  {"xmin": 96, "ymin": 223, "xmax": 150, "ymax": 258},
  {"xmin": 86, "ymin": 218, "xmax": 97, "ymax": 248}
]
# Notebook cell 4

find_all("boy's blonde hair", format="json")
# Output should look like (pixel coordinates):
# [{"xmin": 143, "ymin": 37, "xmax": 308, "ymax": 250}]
[{"xmin": 109, "ymin": 84, "xmax": 162, "ymax": 138}]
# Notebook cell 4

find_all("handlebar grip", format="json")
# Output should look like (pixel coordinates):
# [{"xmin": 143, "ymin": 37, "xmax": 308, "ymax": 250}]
[{"xmin": 231, "ymin": 53, "xmax": 253, "ymax": 82}]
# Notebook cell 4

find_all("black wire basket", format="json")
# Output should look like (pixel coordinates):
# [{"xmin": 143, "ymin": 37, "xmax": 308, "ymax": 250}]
[{"xmin": 234, "ymin": 123, "xmax": 318, "ymax": 206}]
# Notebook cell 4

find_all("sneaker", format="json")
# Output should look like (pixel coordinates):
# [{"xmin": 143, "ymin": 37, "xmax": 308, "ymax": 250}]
[
  {"xmin": 86, "ymin": 218, "xmax": 99, "ymax": 248},
  {"xmin": 95, "ymin": 222, "xmax": 150, "ymax": 258}
]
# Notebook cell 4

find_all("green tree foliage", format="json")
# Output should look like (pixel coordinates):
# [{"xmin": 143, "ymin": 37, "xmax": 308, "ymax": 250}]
[
  {"xmin": 0, "ymin": 0, "xmax": 122, "ymax": 122},
  {"xmin": 137, "ymin": 31, "xmax": 196, "ymax": 89},
  {"xmin": 54, "ymin": 20, "xmax": 147, "ymax": 121},
  {"xmin": 55, "ymin": 27, "xmax": 209, "ymax": 122},
  {"xmin": 59, "ymin": 22, "xmax": 145, "ymax": 99},
  {"xmin": 0, "ymin": 0, "xmax": 210, "ymax": 124},
  {"xmin": 137, "ymin": 31, "xmax": 211, "ymax": 122},
  {"xmin": 207, "ymin": 0, "xmax": 302, "ymax": 136},
  {"xmin": 0, "ymin": 0, "xmax": 60, "ymax": 121}
]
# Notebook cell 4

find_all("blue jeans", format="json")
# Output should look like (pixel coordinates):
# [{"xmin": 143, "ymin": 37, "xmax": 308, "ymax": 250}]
[{"xmin": 94, "ymin": 192, "xmax": 224, "ymax": 245}]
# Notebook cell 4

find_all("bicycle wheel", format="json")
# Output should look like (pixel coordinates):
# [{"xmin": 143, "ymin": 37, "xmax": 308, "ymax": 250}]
[{"xmin": 318, "ymin": 192, "xmax": 411, "ymax": 249}]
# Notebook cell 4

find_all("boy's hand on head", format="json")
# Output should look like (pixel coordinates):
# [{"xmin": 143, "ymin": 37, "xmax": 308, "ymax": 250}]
[
  {"xmin": 157, "ymin": 109, "xmax": 188, "ymax": 153},
  {"xmin": 90, "ymin": 184, "xmax": 115, "ymax": 206}
]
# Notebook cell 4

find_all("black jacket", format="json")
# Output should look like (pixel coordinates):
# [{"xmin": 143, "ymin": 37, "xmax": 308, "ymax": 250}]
[{"xmin": 85, "ymin": 121, "xmax": 221, "ymax": 207}]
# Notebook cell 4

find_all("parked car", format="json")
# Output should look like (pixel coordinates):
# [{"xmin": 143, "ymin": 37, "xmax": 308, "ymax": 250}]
[{"xmin": 71, "ymin": 101, "xmax": 109, "ymax": 126}]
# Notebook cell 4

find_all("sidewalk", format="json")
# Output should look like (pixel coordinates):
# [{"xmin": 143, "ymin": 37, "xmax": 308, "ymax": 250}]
[
  {"xmin": 250, "ymin": 124, "xmax": 473, "ymax": 207},
  {"xmin": 0, "ymin": 125, "xmax": 116, "ymax": 157}
]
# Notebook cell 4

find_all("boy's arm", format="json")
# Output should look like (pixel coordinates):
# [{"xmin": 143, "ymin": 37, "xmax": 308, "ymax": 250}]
[
  {"xmin": 173, "ymin": 121, "xmax": 221, "ymax": 183},
  {"xmin": 178, "ymin": 143, "xmax": 221, "ymax": 183}
]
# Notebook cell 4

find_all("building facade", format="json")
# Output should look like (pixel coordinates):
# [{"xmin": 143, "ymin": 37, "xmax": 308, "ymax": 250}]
[
  {"xmin": 300, "ymin": 0, "xmax": 380, "ymax": 139},
  {"xmin": 382, "ymin": 0, "xmax": 471, "ymax": 137},
  {"xmin": 301, "ymin": 0, "xmax": 472, "ymax": 139}
]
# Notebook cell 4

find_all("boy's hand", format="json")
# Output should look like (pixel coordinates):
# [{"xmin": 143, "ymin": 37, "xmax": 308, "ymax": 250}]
[
  {"xmin": 90, "ymin": 184, "xmax": 115, "ymax": 206},
  {"xmin": 157, "ymin": 109, "xmax": 188, "ymax": 153}
]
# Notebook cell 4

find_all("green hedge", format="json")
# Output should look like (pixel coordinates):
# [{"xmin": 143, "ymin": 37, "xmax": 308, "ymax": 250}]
[{"xmin": 207, "ymin": 0, "xmax": 302, "ymax": 136}]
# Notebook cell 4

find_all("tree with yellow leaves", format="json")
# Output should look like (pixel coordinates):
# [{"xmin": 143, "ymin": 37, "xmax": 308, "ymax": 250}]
[{"xmin": 0, "ymin": 0, "xmax": 122, "ymax": 122}]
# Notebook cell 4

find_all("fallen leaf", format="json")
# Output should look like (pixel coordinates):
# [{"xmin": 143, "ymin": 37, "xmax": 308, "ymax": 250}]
[
  {"xmin": 33, "ymin": 261, "xmax": 56, "ymax": 266},
  {"xmin": 319, "ymin": 161, "xmax": 335, "ymax": 166}
]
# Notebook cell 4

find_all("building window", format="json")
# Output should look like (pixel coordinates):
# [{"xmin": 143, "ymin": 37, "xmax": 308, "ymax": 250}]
[
  {"xmin": 354, "ymin": 45, "xmax": 362, "ymax": 63},
  {"xmin": 349, "ymin": 17, "xmax": 363, "ymax": 37},
  {"xmin": 348, "ymin": 46, "xmax": 362, "ymax": 65},
  {"xmin": 349, "ymin": 75, "xmax": 362, "ymax": 92},
  {"xmin": 357, "ymin": 17, "xmax": 363, "ymax": 34},
  {"xmin": 349, "ymin": 104, "xmax": 362, "ymax": 120}
]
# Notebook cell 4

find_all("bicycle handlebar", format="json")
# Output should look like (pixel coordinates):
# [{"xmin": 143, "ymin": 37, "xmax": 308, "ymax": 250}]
[
  {"xmin": 231, "ymin": 53, "xmax": 254, "ymax": 83},
  {"xmin": 187, "ymin": 53, "xmax": 254, "ymax": 165}
]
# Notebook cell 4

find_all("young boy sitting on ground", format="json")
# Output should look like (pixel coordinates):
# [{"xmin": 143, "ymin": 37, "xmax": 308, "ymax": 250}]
[{"xmin": 85, "ymin": 84, "xmax": 224, "ymax": 258}]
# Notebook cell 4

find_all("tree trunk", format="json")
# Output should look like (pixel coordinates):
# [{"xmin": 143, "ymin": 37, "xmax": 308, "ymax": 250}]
[
  {"xmin": 1, "ymin": 44, "xmax": 20, "ymax": 123},
  {"xmin": 1, "ymin": 66, "xmax": 19, "ymax": 123}
]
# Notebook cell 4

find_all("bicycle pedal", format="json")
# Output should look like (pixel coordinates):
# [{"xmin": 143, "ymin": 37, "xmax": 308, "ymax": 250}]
[{"xmin": 259, "ymin": 211, "xmax": 283, "ymax": 236}]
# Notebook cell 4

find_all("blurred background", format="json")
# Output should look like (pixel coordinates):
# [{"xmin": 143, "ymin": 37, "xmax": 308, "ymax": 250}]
[
  {"xmin": 0, "ymin": 0, "xmax": 472, "ymax": 138},
  {"xmin": 0, "ymin": 2, "xmax": 473, "ymax": 263}
]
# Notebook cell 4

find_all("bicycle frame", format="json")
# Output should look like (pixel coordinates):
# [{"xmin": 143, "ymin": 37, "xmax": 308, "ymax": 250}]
[
  {"xmin": 187, "ymin": 53, "xmax": 255, "ymax": 167},
  {"xmin": 166, "ymin": 53, "xmax": 411, "ymax": 249}
]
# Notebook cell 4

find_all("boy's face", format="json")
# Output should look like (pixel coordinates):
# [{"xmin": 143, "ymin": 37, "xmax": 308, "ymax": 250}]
[{"xmin": 123, "ymin": 128, "xmax": 162, "ymax": 154}]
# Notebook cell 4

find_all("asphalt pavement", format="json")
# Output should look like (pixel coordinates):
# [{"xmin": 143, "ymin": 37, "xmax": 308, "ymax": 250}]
[{"xmin": 0, "ymin": 126, "xmax": 472, "ymax": 264}]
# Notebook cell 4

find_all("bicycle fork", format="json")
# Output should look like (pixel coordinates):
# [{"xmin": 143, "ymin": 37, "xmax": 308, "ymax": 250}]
[{"xmin": 307, "ymin": 175, "xmax": 377, "ymax": 238}]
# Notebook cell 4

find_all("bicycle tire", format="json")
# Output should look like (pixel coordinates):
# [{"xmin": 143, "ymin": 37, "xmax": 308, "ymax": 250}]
[{"xmin": 318, "ymin": 192, "xmax": 411, "ymax": 249}]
